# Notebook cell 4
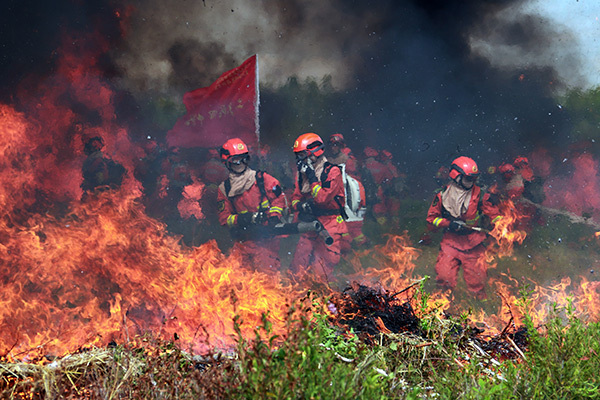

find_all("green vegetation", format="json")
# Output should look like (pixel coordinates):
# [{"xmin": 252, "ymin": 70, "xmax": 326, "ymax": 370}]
[
  {"xmin": 561, "ymin": 87, "xmax": 600, "ymax": 143},
  {"xmin": 2, "ymin": 289, "xmax": 599, "ymax": 399}
]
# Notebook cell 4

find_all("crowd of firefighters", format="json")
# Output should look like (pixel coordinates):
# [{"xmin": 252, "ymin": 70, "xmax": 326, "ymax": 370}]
[{"xmin": 81, "ymin": 133, "xmax": 544, "ymax": 300}]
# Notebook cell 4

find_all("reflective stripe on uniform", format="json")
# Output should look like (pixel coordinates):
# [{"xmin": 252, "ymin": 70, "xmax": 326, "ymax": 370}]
[
  {"xmin": 466, "ymin": 213, "xmax": 480, "ymax": 226},
  {"xmin": 269, "ymin": 206, "xmax": 283, "ymax": 215},
  {"xmin": 492, "ymin": 215, "xmax": 503, "ymax": 224},
  {"xmin": 227, "ymin": 214, "xmax": 237, "ymax": 227},
  {"xmin": 260, "ymin": 200, "xmax": 270, "ymax": 209},
  {"xmin": 353, "ymin": 233, "xmax": 366, "ymax": 242},
  {"xmin": 336, "ymin": 215, "xmax": 344, "ymax": 223},
  {"xmin": 312, "ymin": 184, "xmax": 322, "ymax": 198},
  {"xmin": 433, "ymin": 217, "xmax": 444, "ymax": 227}
]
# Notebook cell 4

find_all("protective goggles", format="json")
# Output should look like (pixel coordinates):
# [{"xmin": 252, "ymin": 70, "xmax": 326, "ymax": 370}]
[
  {"xmin": 461, "ymin": 175, "xmax": 477, "ymax": 184},
  {"xmin": 227, "ymin": 154, "xmax": 249, "ymax": 165},
  {"xmin": 295, "ymin": 150, "xmax": 310, "ymax": 161}
]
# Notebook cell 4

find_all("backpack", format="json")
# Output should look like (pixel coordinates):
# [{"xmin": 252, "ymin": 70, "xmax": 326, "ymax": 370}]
[{"xmin": 339, "ymin": 164, "xmax": 366, "ymax": 221}]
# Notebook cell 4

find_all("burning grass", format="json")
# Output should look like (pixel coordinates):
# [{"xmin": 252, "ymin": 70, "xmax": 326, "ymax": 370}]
[{"xmin": 2, "ymin": 285, "xmax": 599, "ymax": 399}]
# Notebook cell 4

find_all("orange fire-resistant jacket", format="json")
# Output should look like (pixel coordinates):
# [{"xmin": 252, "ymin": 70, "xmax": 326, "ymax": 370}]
[
  {"xmin": 291, "ymin": 162, "xmax": 348, "ymax": 237},
  {"xmin": 426, "ymin": 185, "xmax": 502, "ymax": 251},
  {"xmin": 217, "ymin": 171, "xmax": 285, "ymax": 229}
]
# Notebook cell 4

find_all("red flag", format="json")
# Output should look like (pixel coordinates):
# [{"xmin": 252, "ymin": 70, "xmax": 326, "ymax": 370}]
[{"xmin": 167, "ymin": 55, "xmax": 259, "ymax": 149}]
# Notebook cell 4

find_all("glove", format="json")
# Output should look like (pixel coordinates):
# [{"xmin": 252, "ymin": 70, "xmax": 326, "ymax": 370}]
[
  {"xmin": 448, "ymin": 220, "xmax": 466, "ymax": 233},
  {"xmin": 297, "ymin": 159, "xmax": 317, "ymax": 184},
  {"xmin": 304, "ymin": 164, "xmax": 317, "ymax": 184},
  {"xmin": 296, "ymin": 201, "xmax": 313, "ymax": 214},
  {"xmin": 252, "ymin": 210, "xmax": 267, "ymax": 225},
  {"xmin": 237, "ymin": 212, "xmax": 253, "ymax": 227},
  {"xmin": 296, "ymin": 159, "xmax": 305, "ymax": 173},
  {"xmin": 268, "ymin": 216, "xmax": 281, "ymax": 227}
]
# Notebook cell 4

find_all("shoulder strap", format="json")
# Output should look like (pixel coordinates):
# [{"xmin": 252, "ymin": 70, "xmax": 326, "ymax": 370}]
[
  {"xmin": 219, "ymin": 179, "xmax": 238, "ymax": 215},
  {"xmin": 224, "ymin": 178, "xmax": 232, "ymax": 197},
  {"xmin": 255, "ymin": 170, "xmax": 270, "ymax": 211},
  {"xmin": 320, "ymin": 162, "xmax": 338, "ymax": 183},
  {"xmin": 255, "ymin": 170, "xmax": 267, "ymax": 200},
  {"xmin": 321, "ymin": 162, "xmax": 348, "ymax": 220}
]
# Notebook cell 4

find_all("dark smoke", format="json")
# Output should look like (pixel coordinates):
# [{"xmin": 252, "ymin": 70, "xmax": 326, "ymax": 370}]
[
  {"xmin": 167, "ymin": 40, "xmax": 237, "ymax": 90},
  {"xmin": 0, "ymin": 0, "xmax": 587, "ymax": 196}
]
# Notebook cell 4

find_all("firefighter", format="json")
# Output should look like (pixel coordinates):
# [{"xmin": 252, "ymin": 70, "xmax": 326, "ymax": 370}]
[
  {"xmin": 326, "ymin": 133, "xmax": 368, "ymax": 250},
  {"xmin": 290, "ymin": 133, "xmax": 348, "ymax": 277},
  {"xmin": 362, "ymin": 146, "xmax": 401, "ymax": 225},
  {"xmin": 217, "ymin": 138, "xmax": 285, "ymax": 272},
  {"xmin": 326, "ymin": 133, "xmax": 358, "ymax": 177},
  {"xmin": 81, "ymin": 136, "xmax": 125, "ymax": 199},
  {"xmin": 377, "ymin": 150, "xmax": 404, "ymax": 219},
  {"xmin": 199, "ymin": 148, "xmax": 229, "ymax": 186},
  {"xmin": 489, "ymin": 156, "xmax": 537, "ymax": 201},
  {"xmin": 426, "ymin": 156, "xmax": 502, "ymax": 300},
  {"xmin": 194, "ymin": 148, "xmax": 230, "ymax": 244},
  {"xmin": 361, "ymin": 147, "xmax": 383, "ymax": 222},
  {"xmin": 494, "ymin": 156, "xmax": 543, "ymax": 231},
  {"xmin": 497, "ymin": 162, "xmax": 522, "ymax": 199}
]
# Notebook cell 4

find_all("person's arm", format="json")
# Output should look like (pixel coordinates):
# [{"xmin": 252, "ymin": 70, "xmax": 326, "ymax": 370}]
[
  {"xmin": 217, "ymin": 185, "xmax": 252, "ymax": 228},
  {"xmin": 426, "ymin": 192, "xmax": 451, "ymax": 230}
]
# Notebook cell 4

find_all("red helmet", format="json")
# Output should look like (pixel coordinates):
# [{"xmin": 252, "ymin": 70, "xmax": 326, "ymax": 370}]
[
  {"xmin": 498, "ymin": 163, "xmax": 515, "ymax": 175},
  {"xmin": 220, "ymin": 138, "xmax": 249, "ymax": 161},
  {"xmin": 363, "ymin": 146, "xmax": 379, "ymax": 158},
  {"xmin": 514, "ymin": 156, "xmax": 534, "ymax": 181},
  {"xmin": 449, "ymin": 156, "xmax": 479, "ymax": 180},
  {"xmin": 329, "ymin": 133, "xmax": 345, "ymax": 146},
  {"xmin": 514, "ymin": 156, "xmax": 529, "ymax": 168},
  {"xmin": 379, "ymin": 150, "xmax": 393, "ymax": 161},
  {"xmin": 293, "ymin": 133, "xmax": 324, "ymax": 157}
]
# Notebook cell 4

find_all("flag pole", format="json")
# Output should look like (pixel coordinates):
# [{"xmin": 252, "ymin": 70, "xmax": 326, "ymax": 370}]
[{"xmin": 254, "ymin": 54, "xmax": 262, "ymax": 168}]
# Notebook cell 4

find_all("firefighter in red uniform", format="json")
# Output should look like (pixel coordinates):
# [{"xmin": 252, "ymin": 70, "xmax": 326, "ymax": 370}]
[
  {"xmin": 81, "ymin": 136, "xmax": 125, "ymax": 199},
  {"xmin": 493, "ymin": 156, "xmax": 540, "ymax": 231},
  {"xmin": 326, "ymin": 133, "xmax": 358, "ymax": 177},
  {"xmin": 326, "ymin": 133, "xmax": 368, "ymax": 250},
  {"xmin": 377, "ymin": 150, "xmax": 404, "ymax": 220},
  {"xmin": 426, "ymin": 156, "xmax": 502, "ymax": 299},
  {"xmin": 217, "ymin": 138, "xmax": 286, "ymax": 272},
  {"xmin": 290, "ymin": 133, "xmax": 348, "ymax": 277},
  {"xmin": 362, "ymin": 147, "xmax": 401, "ymax": 225}
]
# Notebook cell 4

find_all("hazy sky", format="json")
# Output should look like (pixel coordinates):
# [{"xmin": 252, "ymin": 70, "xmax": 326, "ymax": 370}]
[
  {"xmin": 533, "ymin": 0, "xmax": 600, "ymax": 89},
  {"xmin": 472, "ymin": 0, "xmax": 600, "ymax": 91}
]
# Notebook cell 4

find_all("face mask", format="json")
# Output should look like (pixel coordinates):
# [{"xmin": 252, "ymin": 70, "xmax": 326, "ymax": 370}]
[
  {"xmin": 460, "ymin": 175, "xmax": 476, "ymax": 189},
  {"xmin": 226, "ymin": 154, "xmax": 249, "ymax": 173}
]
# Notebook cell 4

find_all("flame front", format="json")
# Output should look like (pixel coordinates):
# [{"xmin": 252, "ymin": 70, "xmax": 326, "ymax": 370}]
[
  {"xmin": 0, "ymin": 31, "xmax": 299, "ymax": 360},
  {"xmin": 0, "ymin": 186, "xmax": 293, "ymax": 360}
]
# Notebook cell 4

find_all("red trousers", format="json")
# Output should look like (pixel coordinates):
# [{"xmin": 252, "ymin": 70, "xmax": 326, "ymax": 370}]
[
  {"xmin": 290, "ymin": 231, "xmax": 343, "ymax": 278},
  {"xmin": 340, "ymin": 220, "xmax": 366, "ymax": 253},
  {"xmin": 435, "ymin": 241, "xmax": 487, "ymax": 295},
  {"xmin": 231, "ymin": 239, "xmax": 281, "ymax": 273}
]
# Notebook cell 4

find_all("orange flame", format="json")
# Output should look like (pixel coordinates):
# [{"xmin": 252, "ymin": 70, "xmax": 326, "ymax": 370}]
[
  {"xmin": 0, "ymin": 32, "xmax": 297, "ymax": 360},
  {"xmin": 0, "ymin": 189, "xmax": 296, "ymax": 360},
  {"xmin": 485, "ymin": 199, "xmax": 528, "ymax": 263},
  {"xmin": 357, "ymin": 233, "xmax": 420, "ymax": 289}
]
